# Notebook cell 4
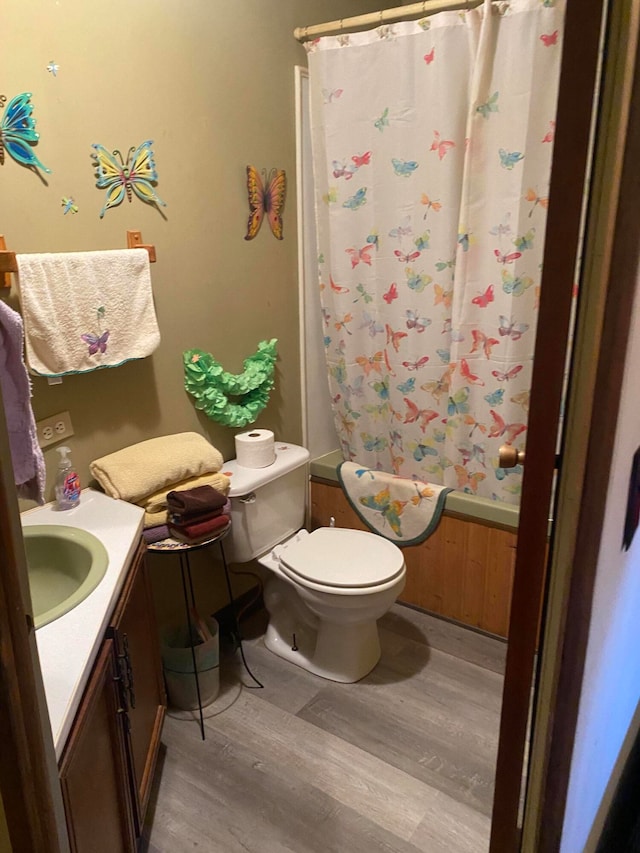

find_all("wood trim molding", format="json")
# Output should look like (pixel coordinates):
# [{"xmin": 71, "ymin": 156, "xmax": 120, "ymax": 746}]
[
  {"xmin": 0, "ymin": 388, "xmax": 65, "ymax": 851},
  {"xmin": 525, "ymin": 1, "xmax": 640, "ymax": 847},
  {"xmin": 488, "ymin": 0, "xmax": 606, "ymax": 848}
]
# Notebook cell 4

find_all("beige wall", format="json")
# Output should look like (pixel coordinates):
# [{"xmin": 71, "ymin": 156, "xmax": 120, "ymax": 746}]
[{"xmin": 1, "ymin": 0, "xmax": 383, "ymax": 503}]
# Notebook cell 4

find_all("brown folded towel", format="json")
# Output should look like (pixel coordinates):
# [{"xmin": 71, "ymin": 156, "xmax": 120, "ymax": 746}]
[
  {"xmin": 168, "ymin": 514, "xmax": 231, "ymax": 544},
  {"xmin": 167, "ymin": 485, "xmax": 228, "ymax": 520}
]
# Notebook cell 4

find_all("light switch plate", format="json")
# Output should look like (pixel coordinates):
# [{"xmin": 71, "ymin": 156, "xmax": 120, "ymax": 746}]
[{"xmin": 36, "ymin": 411, "xmax": 74, "ymax": 449}]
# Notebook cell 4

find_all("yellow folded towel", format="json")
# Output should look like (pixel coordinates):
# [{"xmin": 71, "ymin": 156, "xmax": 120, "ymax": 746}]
[
  {"xmin": 144, "ymin": 509, "xmax": 168, "ymax": 529},
  {"xmin": 90, "ymin": 432, "xmax": 224, "ymax": 503},
  {"xmin": 140, "ymin": 471, "xmax": 231, "ymax": 514}
]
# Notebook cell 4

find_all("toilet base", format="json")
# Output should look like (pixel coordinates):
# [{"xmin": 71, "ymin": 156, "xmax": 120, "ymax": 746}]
[{"xmin": 262, "ymin": 576, "xmax": 382, "ymax": 683}]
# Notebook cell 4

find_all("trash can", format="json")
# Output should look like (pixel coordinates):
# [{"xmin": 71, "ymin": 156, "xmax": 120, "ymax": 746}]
[{"xmin": 161, "ymin": 616, "xmax": 220, "ymax": 711}]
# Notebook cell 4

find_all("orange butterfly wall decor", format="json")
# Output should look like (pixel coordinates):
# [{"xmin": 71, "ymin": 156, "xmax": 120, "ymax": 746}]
[{"xmin": 244, "ymin": 165, "xmax": 287, "ymax": 241}]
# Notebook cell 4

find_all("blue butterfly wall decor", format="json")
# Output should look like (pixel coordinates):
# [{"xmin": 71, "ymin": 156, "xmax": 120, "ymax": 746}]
[
  {"xmin": 91, "ymin": 140, "xmax": 166, "ymax": 218},
  {"xmin": 0, "ymin": 93, "xmax": 51, "ymax": 173}
]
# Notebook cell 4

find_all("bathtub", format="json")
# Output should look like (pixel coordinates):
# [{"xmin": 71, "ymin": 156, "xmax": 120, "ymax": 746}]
[{"xmin": 309, "ymin": 450, "xmax": 520, "ymax": 638}]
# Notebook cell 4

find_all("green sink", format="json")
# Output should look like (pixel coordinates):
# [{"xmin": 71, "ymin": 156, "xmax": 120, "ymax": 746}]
[{"xmin": 23, "ymin": 525, "xmax": 109, "ymax": 629}]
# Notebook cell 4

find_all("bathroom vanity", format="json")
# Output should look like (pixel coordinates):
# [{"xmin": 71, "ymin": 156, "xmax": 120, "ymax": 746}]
[{"xmin": 22, "ymin": 490, "xmax": 166, "ymax": 852}]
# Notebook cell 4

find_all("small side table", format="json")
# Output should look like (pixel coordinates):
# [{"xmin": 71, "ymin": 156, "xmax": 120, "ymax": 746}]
[{"xmin": 147, "ymin": 525, "xmax": 263, "ymax": 739}]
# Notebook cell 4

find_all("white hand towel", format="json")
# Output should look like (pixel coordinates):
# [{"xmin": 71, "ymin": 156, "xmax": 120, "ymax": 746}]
[{"xmin": 16, "ymin": 249, "xmax": 160, "ymax": 376}]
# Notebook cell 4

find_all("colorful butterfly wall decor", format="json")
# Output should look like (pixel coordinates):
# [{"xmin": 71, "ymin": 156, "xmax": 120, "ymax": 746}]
[
  {"xmin": 244, "ymin": 165, "xmax": 286, "ymax": 240},
  {"xmin": 92, "ymin": 141, "xmax": 165, "ymax": 218},
  {"xmin": 0, "ymin": 93, "xmax": 51, "ymax": 173}
]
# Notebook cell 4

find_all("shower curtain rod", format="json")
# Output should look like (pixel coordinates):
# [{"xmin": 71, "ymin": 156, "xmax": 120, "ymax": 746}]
[{"xmin": 294, "ymin": 0, "xmax": 483, "ymax": 42}]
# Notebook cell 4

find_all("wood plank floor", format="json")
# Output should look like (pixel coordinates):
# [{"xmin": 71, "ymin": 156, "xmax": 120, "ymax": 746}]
[{"xmin": 142, "ymin": 604, "xmax": 506, "ymax": 853}]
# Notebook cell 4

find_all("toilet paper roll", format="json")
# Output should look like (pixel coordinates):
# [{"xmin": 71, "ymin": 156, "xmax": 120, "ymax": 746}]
[{"xmin": 235, "ymin": 429, "xmax": 276, "ymax": 468}]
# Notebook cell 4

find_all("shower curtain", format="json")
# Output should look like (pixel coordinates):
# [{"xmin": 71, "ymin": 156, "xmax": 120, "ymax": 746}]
[{"xmin": 307, "ymin": 0, "xmax": 564, "ymax": 504}]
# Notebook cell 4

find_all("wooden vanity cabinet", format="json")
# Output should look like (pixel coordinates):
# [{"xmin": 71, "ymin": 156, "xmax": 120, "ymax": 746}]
[{"xmin": 59, "ymin": 540, "xmax": 166, "ymax": 851}]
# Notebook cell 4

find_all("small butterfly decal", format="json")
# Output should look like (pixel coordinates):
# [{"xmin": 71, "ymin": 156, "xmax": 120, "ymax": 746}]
[
  {"xmin": 476, "ymin": 91, "xmax": 499, "ymax": 119},
  {"xmin": 356, "ymin": 351, "xmax": 384, "ymax": 376},
  {"xmin": 498, "ymin": 315, "xmax": 530, "ymax": 341},
  {"xmin": 346, "ymin": 245, "xmax": 374, "ymax": 268},
  {"xmin": 421, "ymin": 194, "xmax": 442, "ymax": 218},
  {"xmin": 375, "ymin": 107, "xmax": 390, "ymax": 132},
  {"xmin": 513, "ymin": 229, "xmax": 536, "ymax": 251},
  {"xmin": 484, "ymin": 388, "xmax": 505, "ymax": 406},
  {"xmin": 454, "ymin": 465, "xmax": 486, "ymax": 493},
  {"xmin": 322, "ymin": 88, "xmax": 344, "ymax": 103},
  {"xmin": 409, "ymin": 440, "xmax": 438, "ymax": 462},
  {"xmin": 394, "ymin": 249, "xmax": 421, "ymax": 263},
  {"xmin": 389, "ymin": 217, "xmax": 413, "ymax": 240},
  {"xmin": 405, "ymin": 309, "xmax": 431, "ymax": 333},
  {"xmin": 334, "ymin": 313, "xmax": 353, "ymax": 335},
  {"xmin": 352, "ymin": 151, "xmax": 372, "ymax": 168},
  {"xmin": 329, "ymin": 275, "xmax": 349, "ymax": 293},
  {"xmin": 343, "ymin": 187, "xmax": 367, "ymax": 210},
  {"xmin": 383, "ymin": 282, "xmax": 399, "ymax": 304},
  {"xmin": 386, "ymin": 323, "xmax": 408, "ymax": 352},
  {"xmin": 81, "ymin": 330, "xmax": 110, "ymax": 355},
  {"xmin": 470, "ymin": 329, "xmax": 500, "ymax": 359},
  {"xmin": 402, "ymin": 356, "xmax": 430, "ymax": 371},
  {"xmin": 434, "ymin": 283, "xmax": 452, "ymax": 309},
  {"xmin": 540, "ymin": 30, "xmax": 559, "ymax": 46},
  {"xmin": 414, "ymin": 231, "xmax": 430, "ymax": 251},
  {"xmin": 448, "ymin": 387, "xmax": 470, "ymax": 416},
  {"xmin": 499, "ymin": 149, "xmax": 524, "ymax": 170},
  {"xmin": 488, "ymin": 409, "xmax": 527, "ymax": 444},
  {"xmin": 47, "ymin": 60, "xmax": 60, "ymax": 76},
  {"xmin": 61, "ymin": 197, "xmax": 78, "ymax": 215},
  {"xmin": 353, "ymin": 283, "xmax": 374, "ymax": 305},
  {"xmin": 525, "ymin": 187, "xmax": 549, "ymax": 216},
  {"xmin": 472, "ymin": 285, "xmax": 494, "ymax": 308},
  {"xmin": 541, "ymin": 121, "xmax": 556, "ymax": 143},
  {"xmin": 510, "ymin": 390, "xmax": 531, "ymax": 412},
  {"xmin": 460, "ymin": 358, "xmax": 484, "ymax": 386},
  {"xmin": 391, "ymin": 158, "xmax": 419, "ymax": 177},
  {"xmin": 359, "ymin": 311, "xmax": 384, "ymax": 338},
  {"xmin": 322, "ymin": 187, "xmax": 338, "ymax": 205},
  {"xmin": 406, "ymin": 268, "xmax": 433, "ymax": 293},
  {"xmin": 402, "ymin": 398, "xmax": 438, "ymax": 432},
  {"xmin": 423, "ymin": 47, "xmax": 435, "ymax": 65},
  {"xmin": 491, "ymin": 364, "xmax": 523, "ymax": 382},
  {"xmin": 1, "ymin": 92, "xmax": 51, "ymax": 173},
  {"xmin": 359, "ymin": 487, "xmax": 406, "ymax": 535},
  {"xmin": 361, "ymin": 432, "xmax": 389, "ymax": 453},
  {"xmin": 430, "ymin": 130, "xmax": 455, "ymax": 160},
  {"xmin": 501, "ymin": 269, "xmax": 534, "ymax": 297},
  {"xmin": 494, "ymin": 248, "xmax": 522, "ymax": 265},
  {"xmin": 92, "ymin": 140, "xmax": 166, "ymax": 219},
  {"xmin": 332, "ymin": 160, "xmax": 357, "ymax": 180},
  {"xmin": 490, "ymin": 214, "xmax": 512, "ymax": 238}
]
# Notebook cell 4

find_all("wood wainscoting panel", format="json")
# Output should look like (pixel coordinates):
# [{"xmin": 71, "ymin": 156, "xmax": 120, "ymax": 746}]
[{"xmin": 310, "ymin": 479, "xmax": 517, "ymax": 638}]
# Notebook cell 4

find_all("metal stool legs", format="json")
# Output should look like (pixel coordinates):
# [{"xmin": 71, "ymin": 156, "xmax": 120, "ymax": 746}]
[{"xmin": 178, "ymin": 551, "xmax": 206, "ymax": 740}]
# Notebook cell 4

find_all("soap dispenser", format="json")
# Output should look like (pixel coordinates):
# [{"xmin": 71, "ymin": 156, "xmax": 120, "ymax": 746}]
[{"xmin": 55, "ymin": 446, "xmax": 81, "ymax": 510}]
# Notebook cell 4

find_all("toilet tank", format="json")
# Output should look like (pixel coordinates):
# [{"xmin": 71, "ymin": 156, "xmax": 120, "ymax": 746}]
[{"xmin": 222, "ymin": 442, "xmax": 310, "ymax": 563}]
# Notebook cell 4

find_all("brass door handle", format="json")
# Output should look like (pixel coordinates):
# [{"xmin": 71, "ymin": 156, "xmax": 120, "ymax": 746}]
[{"xmin": 499, "ymin": 445, "xmax": 525, "ymax": 468}]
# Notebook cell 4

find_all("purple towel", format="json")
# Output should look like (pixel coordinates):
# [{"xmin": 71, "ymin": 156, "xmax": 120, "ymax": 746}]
[{"xmin": 0, "ymin": 302, "xmax": 45, "ymax": 503}]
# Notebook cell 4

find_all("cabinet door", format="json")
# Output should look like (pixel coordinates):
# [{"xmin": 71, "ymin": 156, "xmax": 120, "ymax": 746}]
[
  {"xmin": 59, "ymin": 639, "xmax": 136, "ymax": 853},
  {"xmin": 110, "ymin": 541, "xmax": 166, "ymax": 834}
]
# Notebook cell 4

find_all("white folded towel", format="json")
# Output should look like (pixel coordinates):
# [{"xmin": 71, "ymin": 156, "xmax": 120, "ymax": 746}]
[{"xmin": 16, "ymin": 249, "xmax": 160, "ymax": 377}]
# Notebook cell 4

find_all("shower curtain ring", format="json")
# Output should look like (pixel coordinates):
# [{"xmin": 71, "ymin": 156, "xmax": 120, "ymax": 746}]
[{"xmin": 339, "ymin": 18, "xmax": 344, "ymax": 30}]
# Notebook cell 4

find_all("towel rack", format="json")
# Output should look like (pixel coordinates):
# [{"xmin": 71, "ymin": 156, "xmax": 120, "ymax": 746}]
[
  {"xmin": 126, "ymin": 230, "xmax": 156, "ymax": 263},
  {"xmin": 0, "ymin": 231, "xmax": 156, "ymax": 291},
  {"xmin": 0, "ymin": 236, "xmax": 17, "ymax": 290}
]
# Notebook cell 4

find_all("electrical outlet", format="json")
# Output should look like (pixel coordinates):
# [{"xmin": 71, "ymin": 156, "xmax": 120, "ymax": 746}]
[{"xmin": 36, "ymin": 411, "xmax": 74, "ymax": 449}]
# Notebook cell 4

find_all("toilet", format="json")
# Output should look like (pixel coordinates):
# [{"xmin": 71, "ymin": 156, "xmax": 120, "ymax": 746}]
[{"xmin": 223, "ymin": 443, "xmax": 406, "ymax": 683}]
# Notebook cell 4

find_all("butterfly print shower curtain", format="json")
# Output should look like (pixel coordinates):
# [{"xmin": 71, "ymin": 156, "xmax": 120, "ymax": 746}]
[{"xmin": 307, "ymin": 0, "xmax": 565, "ymax": 505}]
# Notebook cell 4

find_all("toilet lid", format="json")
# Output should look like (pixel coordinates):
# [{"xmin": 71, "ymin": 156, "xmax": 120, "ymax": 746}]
[{"xmin": 280, "ymin": 527, "xmax": 405, "ymax": 589}]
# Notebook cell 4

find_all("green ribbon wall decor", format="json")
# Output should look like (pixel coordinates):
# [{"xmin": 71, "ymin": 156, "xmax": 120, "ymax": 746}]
[{"xmin": 183, "ymin": 339, "xmax": 278, "ymax": 428}]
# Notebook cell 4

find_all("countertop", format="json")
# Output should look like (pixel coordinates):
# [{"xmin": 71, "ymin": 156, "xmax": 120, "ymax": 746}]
[{"xmin": 21, "ymin": 488, "xmax": 144, "ymax": 761}]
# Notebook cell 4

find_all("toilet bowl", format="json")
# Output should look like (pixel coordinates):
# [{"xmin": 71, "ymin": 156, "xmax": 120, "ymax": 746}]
[{"xmin": 223, "ymin": 443, "xmax": 407, "ymax": 683}]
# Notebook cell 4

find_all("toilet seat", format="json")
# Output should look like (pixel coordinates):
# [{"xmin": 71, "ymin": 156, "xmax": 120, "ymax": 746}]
[{"xmin": 279, "ymin": 527, "xmax": 405, "ymax": 590}]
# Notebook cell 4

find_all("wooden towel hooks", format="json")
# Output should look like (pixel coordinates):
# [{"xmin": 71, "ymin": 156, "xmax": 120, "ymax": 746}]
[{"xmin": 0, "ymin": 230, "xmax": 157, "ymax": 290}]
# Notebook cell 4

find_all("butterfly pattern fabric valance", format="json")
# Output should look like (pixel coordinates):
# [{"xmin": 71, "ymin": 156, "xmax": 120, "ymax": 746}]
[{"xmin": 308, "ymin": 0, "xmax": 565, "ymax": 505}]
